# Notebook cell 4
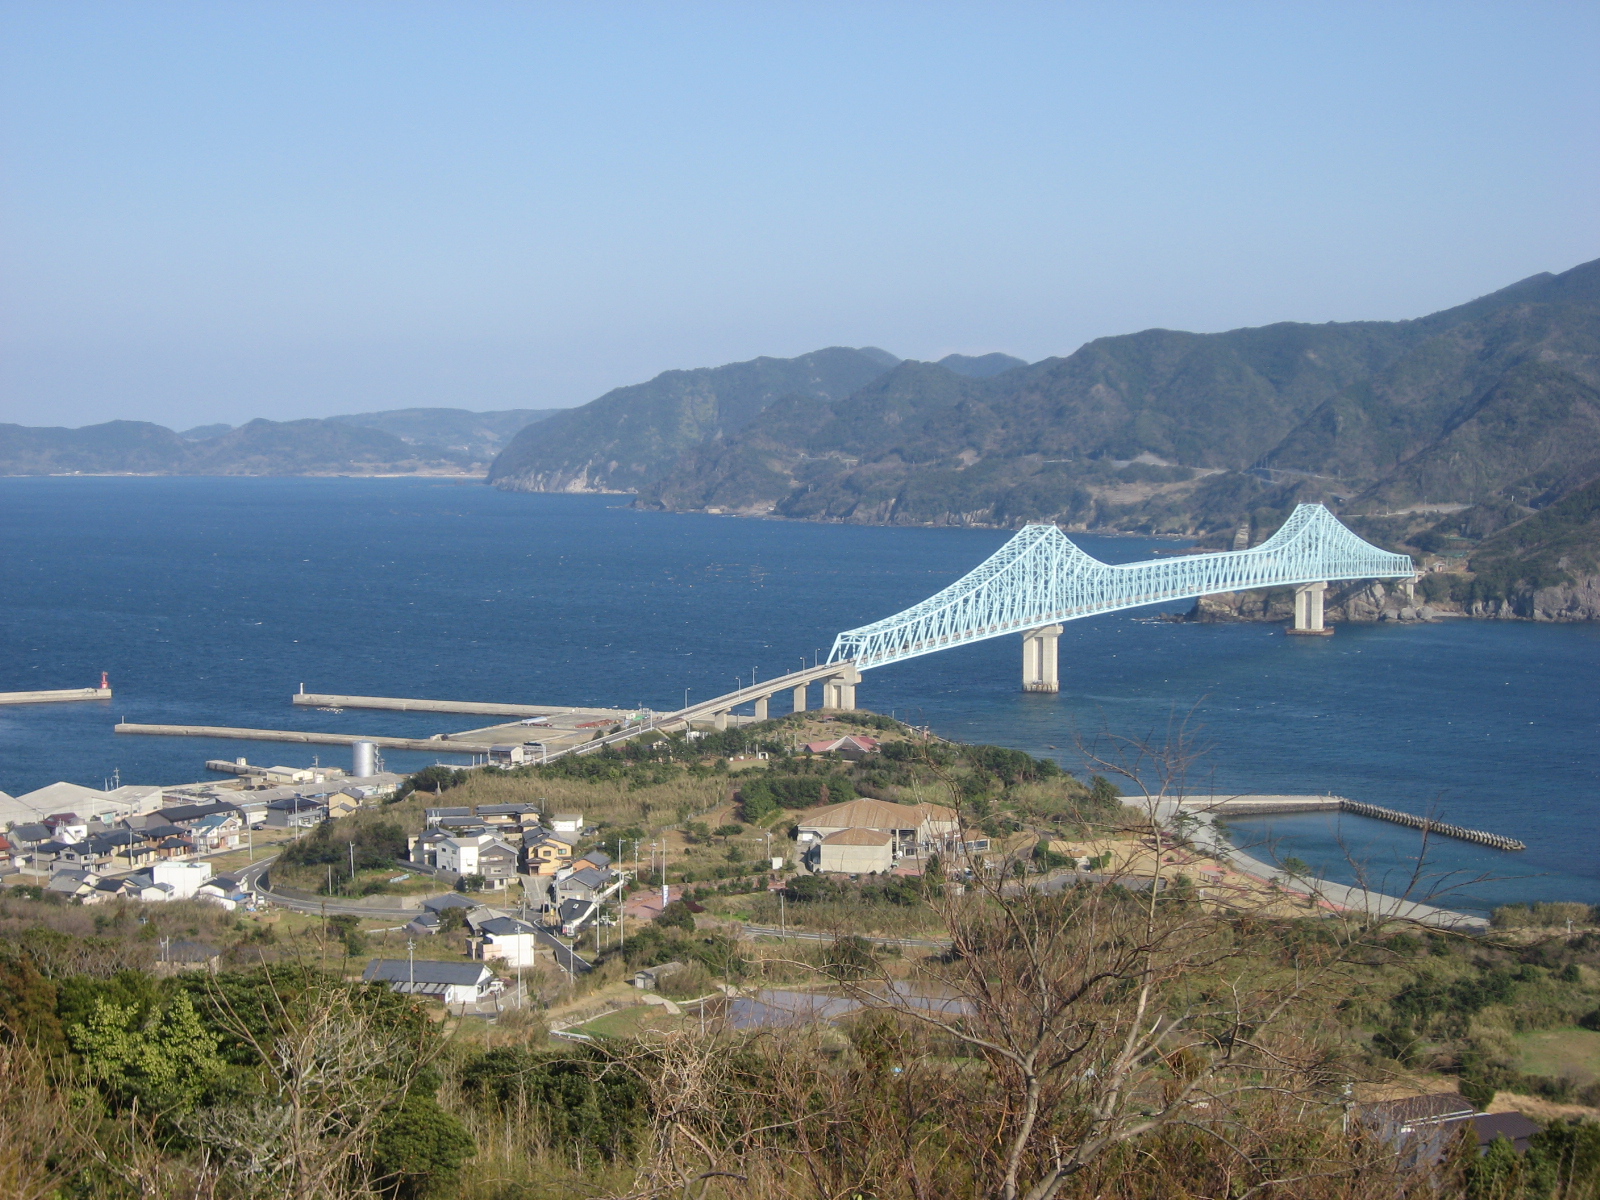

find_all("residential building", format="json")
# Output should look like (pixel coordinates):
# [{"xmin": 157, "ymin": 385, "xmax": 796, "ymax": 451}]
[
  {"xmin": 555, "ymin": 897, "xmax": 597, "ymax": 937},
  {"xmin": 436, "ymin": 832, "xmax": 518, "ymax": 881},
  {"xmin": 811, "ymin": 828, "xmax": 895, "ymax": 875},
  {"xmin": 795, "ymin": 798, "xmax": 959, "ymax": 857},
  {"xmin": 363, "ymin": 959, "xmax": 498, "ymax": 1005},
  {"xmin": 189, "ymin": 810, "xmax": 244, "ymax": 852},
  {"xmin": 475, "ymin": 915, "xmax": 543, "ymax": 968},
  {"xmin": 46, "ymin": 868, "xmax": 99, "ymax": 900},
  {"xmin": 265, "ymin": 797, "xmax": 325, "ymax": 828},
  {"xmin": 550, "ymin": 812, "xmax": 583, "ymax": 834},
  {"xmin": 408, "ymin": 829, "xmax": 452, "ymax": 867},
  {"xmin": 424, "ymin": 806, "xmax": 475, "ymax": 828},
  {"xmin": 522, "ymin": 829, "xmax": 575, "ymax": 875},
  {"xmin": 547, "ymin": 865, "xmax": 617, "ymax": 910}
]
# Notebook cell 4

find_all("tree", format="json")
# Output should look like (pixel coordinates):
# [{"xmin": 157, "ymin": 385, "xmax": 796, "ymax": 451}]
[{"xmin": 68, "ymin": 990, "xmax": 225, "ymax": 1118}]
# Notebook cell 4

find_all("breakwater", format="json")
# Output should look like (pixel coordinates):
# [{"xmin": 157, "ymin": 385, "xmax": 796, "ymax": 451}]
[
  {"xmin": 1185, "ymin": 795, "xmax": 1525, "ymax": 851},
  {"xmin": 1339, "ymin": 800, "xmax": 1526, "ymax": 851},
  {"xmin": 0, "ymin": 685, "xmax": 111, "ymax": 705}
]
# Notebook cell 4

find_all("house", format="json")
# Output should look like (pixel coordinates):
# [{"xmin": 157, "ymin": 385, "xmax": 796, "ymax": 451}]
[
  {"xmin": 61, "ymin": 830, "xmax": 154, "ymax": 871},
  {"xmin": 45, "ymin": 813, "xmax": 88, "ymax": 844},
  {"xmin": 572, "ymin": 849, "xmax": 611, "ymax": 873},
  {"xmin": 555, "ymin": 898, "xmax": 597, "ymax": 937},
  {"xmin": 475, "ymin": 915, "xmax": 543, "ymax": 968},
  {"xmin": 46, "ymin": 868, "xmax": 99, "ymax": 899},
  {"xmin": 811, "ymin": 828, "xmax": 895, "ymax": 875},
  {"xmin": 1354, "ymin": 1094, "xmax": 1542, "ymax": 1163},
  {"xmin": 155, "ymin": 801, "xmax": 242, "ymax": 829},
  {"xmin": 475, "ymin": 803, "xmax": 537, "ymax": 827},
  {"xmin": 436, "ymin": 833, "xmax": 519, "ymax": 885},
  {"xmin": 550, "ymin": 812, "xmax": 583, "ymax": 834},
  {"xmin": 422, "ymin": 892, "xmax": 483, "ymax": 915},
  {"xmin": 802, "ymin": 735, "xmax": 881, "ymax": 760},
  {"xmin": 424, "ymin": 806, "xmax": 476, "ymax": 828},
  {"xmin": 145, "ymin": 860, "xmax": 213, "ymax": 899},
  {"xmin": 265, "ymin": 797, "xmax": 325, "ymax": 828},
  {"xmin": 548, "ymin": 865, "xmax": 616, "ymax": 909},
  {"xmin": 7, "ymin": 823, "xmax": 52, "ymax": 854},
  {"xmin": 406, "ymin": 911, "xmax": 442, "ymax": 937},
  {"xmin": 795, "ymin": 798, "xmax": 959, "ymax": 857},
  {"xmin": 632, "ymin": 961, "xmax": 685, "ymax": 990},
  {"xmin": 0, "ymin": 834, "xmax": 12, "ymax": 871},
  {"xmin": 409, "ymin": 829, "xmax": 452, "ymax": 867},
  {"xmin": 325, "ymin": 794, "xmax": 361, "ymax": 821},
  {"xmin": 190, "ymin": 810, "xmax": 244, "ymax": 852},
  {"xmin": 156, "ymin": 940, "xmax": 222, "ymax": 974},
  {"xmin": 522, "ymin": 829, "xmax": 575, "ymax": 875},
  {"xmin": 32, "ymin": 840, "xmax": 72, "ymax": 868},
  {"xmin": 487, "ymin": 743, "xmax": 539, "ymax": 766},
  {"xmin": 475, "ymin": 841, "xmax": 518, "ymax": 890},
  {"xmin": 363, "ymin": 959, "xmax": 498, "ymax": 1005}
]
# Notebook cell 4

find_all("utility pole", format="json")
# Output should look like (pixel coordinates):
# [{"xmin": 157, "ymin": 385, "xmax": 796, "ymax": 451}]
[{"xmin": 408, "ymin": 938, "xmax": 415, "ymax": 988}]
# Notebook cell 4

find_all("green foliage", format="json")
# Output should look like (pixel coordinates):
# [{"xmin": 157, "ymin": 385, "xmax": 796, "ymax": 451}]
[
  {"xmin": 1466, "ymin": 1134, "xmax": 1526, "ymax": 1200},
  {"xmin": 68, "ymin": 990, "xmax": 226, "ymax": 1117},
  {"xmin": 371, "ymin": 1088, "xmax": 477, "ymax": 1200},
  {"xmin": 277, "ymin": 818, "xmax": 408, "ymax": 894},
  {"xmin": 457, "ymin": 1045, "xmax": 647, "ymax": 1164},
  {"xmin": 737, "ymin": 771, "xmax": 856, "ymax": 821},
  {"xmin": 1527, "ymin": 1120, "xmax": 1600, "ymax": 1198},
  {"xmin": 825, "ymin": 934, "xmax": 876, "ymax": 981},
  {"xmin": 960, "ymin": 743, "xmax": 1061, "ymax": 783},
  {"xmin": 0, "ymin": 949, "xmax": 64, "ymax": 1054},
  {"xmin": 656, "ymin": 900, "xmax": 696, "ymax": 931},
  {"xmin": 1493, "ymin": 901, "xmax": 1599, "ymax": 929}
]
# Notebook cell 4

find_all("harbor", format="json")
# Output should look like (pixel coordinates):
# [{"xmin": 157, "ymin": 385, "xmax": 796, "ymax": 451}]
[
  {"xmin": 1178, "ymin": 795, "xmax": 1525, "ymax": 852},
  {"xmin": 0, "ymin": 674, "xmax": 112, "ymax": 705}
]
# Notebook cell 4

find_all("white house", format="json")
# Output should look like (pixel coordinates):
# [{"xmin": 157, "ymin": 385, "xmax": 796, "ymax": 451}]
[
  {"xmin": 475, "ymin": 915, "xmax": 543, "ymax": 968},
  {"xmin": 363, "ymin": 959, "xmax": 497, "ymax": 1006},
  {"xmin": 149, "ymin": 860, "xmax": 213, "ymax": 899},
  {"xmin": 550, "ymin": 812, "xmax": 584, "ymax": 834},
  {"xmin": 436, "ymin": 832, "xmax": 517, "ymax": 880}
]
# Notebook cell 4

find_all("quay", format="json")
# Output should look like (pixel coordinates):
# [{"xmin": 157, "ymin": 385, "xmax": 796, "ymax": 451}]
[
  {"xmin": 1, "ymin": 683, "xmax": 112, "ymax": 706},
  {"xmin": 118, "ymin": 723, "xmax": 454, "ymax": 752},
  {"xmin": 292, "ymin": 691, "xmax": 614, "ymax": 719},
  {"xmin": 1178, "ymin": 795, "xmax": 1525, "ymax": 852}
]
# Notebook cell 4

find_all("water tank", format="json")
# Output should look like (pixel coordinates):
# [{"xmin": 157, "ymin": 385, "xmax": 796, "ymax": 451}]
[{"xmin": 352, "ymin": 741, "xmax": 376, "ymax": 778}]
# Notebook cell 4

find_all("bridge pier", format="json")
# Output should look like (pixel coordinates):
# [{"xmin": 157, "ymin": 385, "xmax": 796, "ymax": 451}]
[
  {"xmin": 1022, "ymin": 624, "xmax": 1063, "ymax": 692},
  {"xmin": 821, "ymin": 664, "xmax": 860, "ymax": 710},
  {"xmin": 713, "ymin": 710, "xmax": 729, "ymax": 730},
  {"xmin": 754, "ymin": 696, "xmax": 768, "ymax": 721},
  {"xmin": 792, "ymin": 684, "xmax": 807, "ymax": 713},
  {"xmin": 1288, "ymin": 581, "xmax": 1332, "ymax": 636}
]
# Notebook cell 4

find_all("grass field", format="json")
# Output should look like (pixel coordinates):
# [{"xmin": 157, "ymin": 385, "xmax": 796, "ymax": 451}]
[
  {"xmin": 572, "ymin": 1004, "xmax": 671, "ymax": 1039},
  {"xmin": 1514, "ymin": 1028, "xmax": 1600, "ymax": 1085}
]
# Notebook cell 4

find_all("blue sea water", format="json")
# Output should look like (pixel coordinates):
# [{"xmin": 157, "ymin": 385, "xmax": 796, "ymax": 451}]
[{"xmin": 1, "ymin": 476, "xmax": 1596, "ymax": 913}]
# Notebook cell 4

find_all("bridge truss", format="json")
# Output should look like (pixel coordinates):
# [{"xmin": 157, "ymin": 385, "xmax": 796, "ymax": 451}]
[{"xmin": 829, "ymin": 504, "xmax": 1414, "ymax": 672}]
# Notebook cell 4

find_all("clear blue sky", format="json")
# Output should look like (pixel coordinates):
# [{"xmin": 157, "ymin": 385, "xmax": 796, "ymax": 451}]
[{"xmin": 2, "ymin": 1, "xmax": 1596, "ymax": 429}]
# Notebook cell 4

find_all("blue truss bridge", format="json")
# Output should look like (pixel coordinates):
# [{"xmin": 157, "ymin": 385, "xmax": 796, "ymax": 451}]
[{"xmin": 654, "ymin": 503, "xmax": 1414, "ymax": 728}]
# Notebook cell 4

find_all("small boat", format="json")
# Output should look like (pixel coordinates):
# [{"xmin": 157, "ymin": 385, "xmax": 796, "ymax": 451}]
[{"xmin": 317, "ymin": 706, "xmax": 345, "ymax": 714}]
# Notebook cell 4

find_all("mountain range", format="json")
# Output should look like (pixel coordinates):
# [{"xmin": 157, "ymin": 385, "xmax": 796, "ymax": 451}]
[
  {"xmin": 489, "ymin": 257, "xmax": 1600, "ymax": 611},
  {"xmin": 0, "ymin": 407, "xmax": 563, "ymax": 476}
]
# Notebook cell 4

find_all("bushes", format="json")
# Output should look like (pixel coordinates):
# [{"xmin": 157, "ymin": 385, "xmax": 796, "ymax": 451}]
[
  {"xmin": 1493, "ymin": 901, "xmax": 1599, "ymax": 929},
  {"xmin": 738, "ymin": 772, "xmax": 856, "ymax": 822}
]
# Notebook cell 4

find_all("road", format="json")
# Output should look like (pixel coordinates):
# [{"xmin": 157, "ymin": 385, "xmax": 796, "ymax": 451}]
[{"xmin": 738, "ymin": 924, "xmax": 950, "ymax": 951}]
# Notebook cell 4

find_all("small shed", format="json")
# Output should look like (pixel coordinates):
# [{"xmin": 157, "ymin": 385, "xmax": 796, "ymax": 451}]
[{"xmin": 632, "ymin": 961, "xmax": 686, "ymax": 990}]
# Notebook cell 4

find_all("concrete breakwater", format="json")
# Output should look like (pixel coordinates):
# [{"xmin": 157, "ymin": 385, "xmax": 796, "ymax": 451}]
[
  {"xmin": 0, "ymin": 686, "xmax": 112, "ymax": 705},
  {"xmin": 1339, "ymin": 799, "xmax": 1527, "ymax": 851},
  {"xmin": 1182, "ymin": 795, "xmax": 1525, "ymax": 852},
  {"xmin": 116, "ymin": 722, "xmax": 456, "ymax": 753}
]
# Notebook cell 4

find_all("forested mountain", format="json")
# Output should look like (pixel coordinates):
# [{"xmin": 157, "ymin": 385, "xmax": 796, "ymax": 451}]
[
  {"xmin": 0, "ymin": 417, "xmax": 479, "ymax": 475},
  {"xmin": 619, "ymin": 259, "xmax": 1600, "ymax": 609},
  {"xmin": 327, "ymin": 406, "xmax": 561, "ymax": 457},
  {"xmin": 487, "ymin": 346, "xmax": 901, "ymax": 493}
]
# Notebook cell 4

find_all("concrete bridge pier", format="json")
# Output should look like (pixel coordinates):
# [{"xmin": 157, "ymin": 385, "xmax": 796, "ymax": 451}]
[
  {"xmin": 1288, "ymin": 581, "xmax": 1332, "ymax": 635},
  {"xmin": 713, "ymin": 710, "xmax": 729, "ymax": 730},
  {"xmin": 1022, "ymin": 624, "xmax": 1063, "ymax": 692},
  {"xmin": 754, "ymin": 696, "xmax": 769, "ymax": 721},
  {"xmin": 821, "ymin": 664, "xmax": 860, "ymax": 710},
  {"xmin": 792, "ymin": 684, "xmax": 807, "ymax": 713}
]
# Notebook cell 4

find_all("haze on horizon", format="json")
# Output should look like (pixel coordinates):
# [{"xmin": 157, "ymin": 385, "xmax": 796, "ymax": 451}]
[{"xmin": 1, "ymin": 2, "xmax": 1596, "ymax": 431}]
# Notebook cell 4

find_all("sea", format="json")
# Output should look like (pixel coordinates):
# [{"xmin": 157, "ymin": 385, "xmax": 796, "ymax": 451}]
[{"xmin": 2, "ymin": 475, "xmax": 1596, "ymax": 915}]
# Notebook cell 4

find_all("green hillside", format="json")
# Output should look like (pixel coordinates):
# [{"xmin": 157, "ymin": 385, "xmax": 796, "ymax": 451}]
[
  {"xmin": 631, "ymin": 260, "xmax": 1600, "ymax": 594},
  {"xmin": 487, "ymin": 346, "xmax": 900, "ymax": 493}
]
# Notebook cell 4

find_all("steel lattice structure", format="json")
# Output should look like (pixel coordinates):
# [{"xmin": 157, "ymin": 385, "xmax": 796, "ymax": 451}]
[{"xmin": 829, "ymin": 504, "xmax": 1414, "ymax": 670}]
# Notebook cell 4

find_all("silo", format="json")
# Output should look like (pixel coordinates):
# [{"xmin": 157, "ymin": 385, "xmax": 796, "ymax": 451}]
[{"xmin": 352, "ymin": 741, "xmax": 376, "ymax": 778}]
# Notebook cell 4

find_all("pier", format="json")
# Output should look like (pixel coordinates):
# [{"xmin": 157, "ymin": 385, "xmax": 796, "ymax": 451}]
[
  {"xmin": 1, "ymin": 684, "xmax": 112, "ymax": 705},
  {"xmin": 1178, "ymin": 795, "xmax": 1525, "ymax": 852}
]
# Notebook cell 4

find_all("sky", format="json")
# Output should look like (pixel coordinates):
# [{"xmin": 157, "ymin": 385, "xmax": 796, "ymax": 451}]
[{"xmin": 1, "ymin": 2, "xmax": 1597, "ymax": 431}]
